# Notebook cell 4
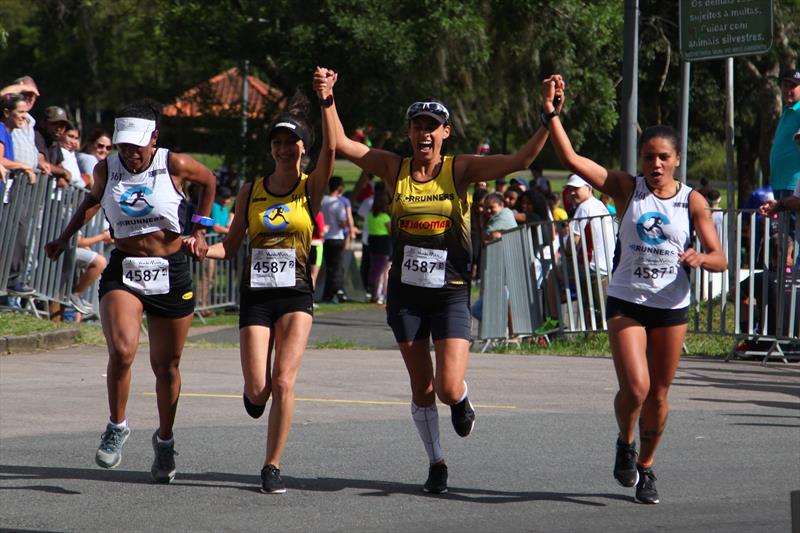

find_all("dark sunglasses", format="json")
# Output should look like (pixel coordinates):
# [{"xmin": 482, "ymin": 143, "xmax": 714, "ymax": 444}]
[{"xmin": 95, "ymin": 142, "xmax": 111, "ymax": 150}]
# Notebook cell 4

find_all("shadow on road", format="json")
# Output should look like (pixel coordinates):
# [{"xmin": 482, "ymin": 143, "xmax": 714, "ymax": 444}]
[{"xmin": 0, "ymin": 464, "xmax": 632, "ymax": 506}]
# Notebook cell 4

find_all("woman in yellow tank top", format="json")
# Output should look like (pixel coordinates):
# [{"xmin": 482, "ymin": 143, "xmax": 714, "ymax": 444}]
[
  {"xmin": 206, "ymin": 70, "xmax": 336, "ymax": 494},
  {"xmin": 316, "ymin": 67, "xmax": 551, "ymax": 494}
]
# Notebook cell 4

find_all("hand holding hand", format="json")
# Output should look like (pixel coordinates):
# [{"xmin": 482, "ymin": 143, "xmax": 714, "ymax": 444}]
[
  {"xmin": 314, "ymin": 67, "xmax": 337, "ymax": 99},
  {"xmin": 183, "ymin": 231, "xmax": 209, "ymax": 260},
  {"xmin": 542, "ymin": 74, "xmax": 565, "ymax": 113}
]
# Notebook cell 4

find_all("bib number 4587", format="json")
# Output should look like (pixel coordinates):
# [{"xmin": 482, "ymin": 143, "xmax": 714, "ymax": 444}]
[{"xmin": 401, "ymin": 245, "xmax": 446, "ymax": 288}]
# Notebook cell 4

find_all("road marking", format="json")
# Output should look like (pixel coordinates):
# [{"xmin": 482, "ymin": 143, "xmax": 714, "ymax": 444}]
[{"xmin": 143, "ymin": 392, "xmax": 515, "ymax": 409}]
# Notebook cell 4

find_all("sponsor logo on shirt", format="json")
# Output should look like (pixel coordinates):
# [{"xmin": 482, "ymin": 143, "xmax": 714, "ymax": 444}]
[
  {"xmin": 636, "ymin": 211, "xmax": 670, "ymax": 245},
  {"xmin": 397, "ymin": 214, "xmax": 452, "ymax": 236},
  {"xmin": 263, "ymin": 204, "xmax": 290, "ymax": 230},
  {"xmin": 119, "ymin": 185, "xmax": 155, "ymax": 217}
]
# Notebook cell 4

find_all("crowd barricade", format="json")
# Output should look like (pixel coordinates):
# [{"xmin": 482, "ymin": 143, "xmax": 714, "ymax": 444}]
[
  {"xmin": 476, "ymin": 209, "xmax": 799, "ymax": 364},
  {"xmin": 0, "ymin": 171, "xmax": 241, "ymax": 319},
  {"xmin": 191, "ymin": 232, "xmax": 241, "ymax": 319}
]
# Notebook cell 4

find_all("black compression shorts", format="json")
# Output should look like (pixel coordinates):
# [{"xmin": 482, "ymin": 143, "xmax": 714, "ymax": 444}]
[
  {"xmin": 385, "ymin": 278, "xmax": 472, "ymax": 342},
  {"xmin": 239, "ymin": 287, "xmax": 314, "ymax": 328}
]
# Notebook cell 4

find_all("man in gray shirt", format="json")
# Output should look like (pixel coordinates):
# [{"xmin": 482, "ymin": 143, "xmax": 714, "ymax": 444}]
[{"xmin": 320, "ymin": 176, "xmax": 348, "ymax": 302}]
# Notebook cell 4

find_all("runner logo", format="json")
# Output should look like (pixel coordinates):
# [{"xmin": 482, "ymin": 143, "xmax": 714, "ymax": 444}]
[
  {"xmin": 119, "ymin": 185, "xmax": 155, "ymax": 217},
  {"xmin": 636, "ymin": 211, "xmax": 670, "ymax": 245},
  {"xmin": 264, "ymin": 204, "xmax": 290, "ymax": 230}
]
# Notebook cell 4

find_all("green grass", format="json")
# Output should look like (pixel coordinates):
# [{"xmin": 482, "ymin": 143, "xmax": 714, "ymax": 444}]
[
  {"xmin": 313, "ymin": 337, "xmax": 370, "ymax": 350},
  {"xmin": 0, "ymin": 311, "xmax": 70, "ymax": 336}
]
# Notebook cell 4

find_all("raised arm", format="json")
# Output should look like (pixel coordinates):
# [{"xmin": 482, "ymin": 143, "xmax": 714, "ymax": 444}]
[
  {"xmin": 206, "ymin": 183, "xmax": 250, "ymax": 261},
  {"xmin": 308, "ymin": 67, "xmax": 338, "ymax": 212},
  {"xmin": 320, "ymin": 71, "xmax": 402, "ymax": 187},
  {"xmin": 542, "ymin": 75, "xmax": 633, "ymax": 202}
]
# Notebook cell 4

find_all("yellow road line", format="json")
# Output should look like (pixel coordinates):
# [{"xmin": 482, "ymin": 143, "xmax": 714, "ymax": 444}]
[{"xmin": 143, "ymin": 392, "xmax": 515, "ymax": 409}]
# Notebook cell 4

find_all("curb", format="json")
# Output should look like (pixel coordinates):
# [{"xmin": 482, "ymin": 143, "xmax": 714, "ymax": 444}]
[{"xmin": 1, "ymin": 328, "xmax": 81, "ymax": 355}]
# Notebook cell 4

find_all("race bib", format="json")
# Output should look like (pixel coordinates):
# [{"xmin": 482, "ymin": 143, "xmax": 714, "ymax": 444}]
[
  {"xmin": 630, "ymin": 252, "xmax": 679, "ymax": 291},
  {"xmin": 122, "ymin": 257, "xmax": 170, "ymax": 295},
  {"xmin": 250, "ymin": 248, "xmax": 296, "ymax": 288},
  {"xmin": 401, "ymin": 245, "xmax": 447, "ymax": 288}
]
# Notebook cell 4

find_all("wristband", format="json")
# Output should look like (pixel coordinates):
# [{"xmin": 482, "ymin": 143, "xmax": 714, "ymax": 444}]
[
  {"xmin": 541, "ymin": 109, "xmax": 558, "ymax": 127},
  {"xmin": 319, "ymin": 94, "xmax": 334, "ymax": 108},
  {"xmin": 191, "ymin": 214, "xmax": 214, "ymax": 227}
]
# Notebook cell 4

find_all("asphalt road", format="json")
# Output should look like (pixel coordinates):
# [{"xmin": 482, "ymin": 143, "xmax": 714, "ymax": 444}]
[{"xmin": 1, "ymin": 345, "xmax": 798, "ymax": 533}]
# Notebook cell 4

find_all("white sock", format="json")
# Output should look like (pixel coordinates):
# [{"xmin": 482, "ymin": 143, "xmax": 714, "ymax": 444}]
[
  {"xmin": 411, "ymin": 402, "xmax": 444, "ymax": 464},
  {"xmin": 109, "ymin": 418, "xmax": 128, "ymax": 430},
  {"xmin": 456, "ymin": 381, "xmax": 468, "ymax": 404}
]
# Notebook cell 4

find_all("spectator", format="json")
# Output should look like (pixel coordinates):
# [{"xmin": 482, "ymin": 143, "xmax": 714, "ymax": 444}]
[
  {"xmin": 469, "ymin": 187, "xmax": 488, "ymax": 279},
  {"xmin": 600, "ymin": 193, "xmax": 617, "ymax": 216},
  {"xmin": 770, "ymin": 68, "xmax": 800, "ymax": 202},
  {"xmin": 547, "ymin": 192, "xmax": 568, "ymax": 222},
  {"xmin": 310, "ymin": 209, "xmax": 326, "ymax": 290},
  {"xmin": 77, "ymin": 127, "xmax": 112, "ymax": 179},
  {"xmin": 531, "ymin": 163, "xmax": 551, "ymax": 194},
  {"xmin": 60, "ymin": 126, "xmax": 86, "ymax": 188},
  {"xmin": 1, "ymin": 93, "xmax": 38, "ymax": 297},
  {"xmin": 0, "ymin": 76, "xmax": 49, "ymax": 175},
  {"xmin": 564, "ymin": 174, "xmax": 616, "ymax": 325},
  {"xmin": 367, "ymin": 185, "xmax": 392, "ymax": 304},
  {"xmin": 320, "ymin": 175, "xmax": 348, "ymax": 303},
  {"xmin": 69, "ymin": 230, "xmax": 112, "ymax": 318},
  {"xmin": 706, "ymin": 189, "xmax": 724, "ymax": 243},
  {"xmin": 356, "ymin": 180, "xmax": 375, "ymax": 294},
  {"xmin": 484, "ymin": 192, "xmax": 517, "ymax": 241},
  {"xmin": 494, "ymin": 177, "xmax": 506, "ymax": 194},
  {"xmin": 197, "ymin": 186, "xmax": 234, "ymax": 317},
  {"xmin": 36, "ymin": 106, "xmax": 73, "ymax": 187},
  {"xmin": 503, "ymin": 185, "xmax": 522, "ymax": 210}
]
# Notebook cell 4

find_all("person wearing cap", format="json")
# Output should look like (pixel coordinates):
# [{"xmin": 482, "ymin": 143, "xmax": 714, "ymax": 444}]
[
  {"xmin": 318, "ymin": 68, "xmax": 551, "ymax": 494},
  {"xmin": 35, "ymin": 105, "xmax": 74, "ymax": 187},
  {"xmin": 769, "ymin": 68, "xmax": 800, "ymax": 202},
  {"xmin": 45, "ymin": 98, "xmax": 216, "ymax": 485},
  {"xmin": 543, "ymin": 74, "xmax": 726, "ymax": 505},
  {"xmin": 205, "ymin": 69, "xmax": 337, "ymax": 494}
]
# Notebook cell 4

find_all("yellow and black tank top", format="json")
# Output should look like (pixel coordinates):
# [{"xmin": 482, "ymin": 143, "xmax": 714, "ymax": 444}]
[
  {"xmin": 245, "ymin": 174, "xmax": 313, "ymax": 292},
  {"xmin": 389, "ymin": 156, "xmax": 472, "ymax": 286}
]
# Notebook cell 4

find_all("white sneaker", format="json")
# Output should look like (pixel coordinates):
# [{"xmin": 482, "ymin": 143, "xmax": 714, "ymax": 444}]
[{"xmin": 69, "ymin": 294, "xmax": 93, "ymax": 315}]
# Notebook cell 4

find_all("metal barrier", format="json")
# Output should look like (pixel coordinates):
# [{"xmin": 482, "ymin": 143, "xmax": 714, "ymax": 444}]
[
  {"xmin": 192, "ymin": 232, "xmax": 241, "ymax": 320},
  {"xmin": 476, "ymin": 209, "xmax": 799, "ymax": 363}
]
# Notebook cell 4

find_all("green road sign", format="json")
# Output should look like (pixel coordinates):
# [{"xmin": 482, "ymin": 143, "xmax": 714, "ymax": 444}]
[{"xmin": 679, "ymin": 0, "xmax": 773, "ymax": 61}]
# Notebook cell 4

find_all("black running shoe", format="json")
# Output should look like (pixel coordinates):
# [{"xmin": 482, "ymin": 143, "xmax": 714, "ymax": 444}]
[
  {"xmin": 450, "ymin": 397, "xmax": 475, "ymax": 437},
  {"xmin": 261, "ymin": 464, "xmax": 286, "ymax": 494},
  {"xmin": 243, "ymin": 393, "xmax": 266, "ymax": 419},
  {"xmin": 423, "ymin": 462, "xmax": 448, "ymax": 494},
  {"xmin": 613, "ymin": 437, "xmax": 639, "ymax": 487},
  {"xmin": 634, "ymin": 464, "xmax": 659, "ymax": 504},
  {"xmin": 150, "ymin": 431, "xmax": 177, "ymax": 484}
]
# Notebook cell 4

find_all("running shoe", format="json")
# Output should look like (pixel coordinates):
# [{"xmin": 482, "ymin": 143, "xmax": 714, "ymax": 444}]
[
  {"xmin": 243, "ymin": 393, "xmax": 266, "ymax": 419},
  {"xmin": 150, "ymin": 431, "xmax": 178, "ymax": 484},
  {"xmin": 6, "ymin": 282, "xmax": 35, "ymax": 296},
  {"xmin": 95, "ymin": 423, "xmax": 130, "ymax": 469},
  {"xmin": 423, "ymin": 462, "xmax": 448, "ymax": 494},
  {"xmin": 634, "ymin": 464, "xmax": 659, "ymax": 504},
  {"xmin": 450, "ymin": 396, "xmax": 475, "ymax": 437},
  {"xmin": 613, "ymin": 437, "xmax": 639, "ymax": 487},
  {"xmin": 260, "ymin": 464, "xmax": 286, "ymax": 494},
  {"xmin": 69, "ymin": 294, "xmax": 93, "ymax": 315}
]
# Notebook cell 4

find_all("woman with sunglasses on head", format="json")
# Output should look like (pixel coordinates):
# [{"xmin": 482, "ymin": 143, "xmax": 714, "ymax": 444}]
[
  {"xmin": 315, "ymin": 68, "xmax": 551, "ymax": 493},
  {"xmin": 45, "ymin": 99, "xmax": 216, "ymax": 484},
  {"xmin": 542, "ymin": 75, "xmax": 726, "ymax": 504},
  {"xmin": 205, "ymin": 69, "xmax": 336, "ymax": 494},
  {"xmin": 77, "ymin": 128, "xmax": 112, "ymax": 180}
]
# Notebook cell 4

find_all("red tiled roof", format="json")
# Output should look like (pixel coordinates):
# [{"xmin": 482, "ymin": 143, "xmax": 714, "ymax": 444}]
[{"xmin": 163, "ymin": 67, "xmax": 284, "ymax": 118}]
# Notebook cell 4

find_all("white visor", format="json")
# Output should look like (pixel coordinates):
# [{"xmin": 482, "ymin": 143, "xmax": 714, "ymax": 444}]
[{"xmin": 113, "ymin": 117, "xmax": 156, "ymax": 147}]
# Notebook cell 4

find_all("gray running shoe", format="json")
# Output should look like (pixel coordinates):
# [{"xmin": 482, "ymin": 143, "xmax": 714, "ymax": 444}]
[
  {"xmin": 69, "ymin": 294, "xmax": 93, "ymax": 315},
  {"xmin": 95, "ymin": 423, "xmax": 130, "ymax": 469},
  {"xmin": 150, "ymin": 431, "xmax": 178, "ymax": 484}
]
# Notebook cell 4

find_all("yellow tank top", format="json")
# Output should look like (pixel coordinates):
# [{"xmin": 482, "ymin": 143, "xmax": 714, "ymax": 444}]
[
  {"xmin": 389, "ymin": 156, "xmax": 472, "ymax": 286},
  {"xmin": 246, "ymin": 174, "xmax": 313, "ymax": 291}
]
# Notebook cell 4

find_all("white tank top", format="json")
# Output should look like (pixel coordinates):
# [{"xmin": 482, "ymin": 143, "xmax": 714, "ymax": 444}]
[
  {"xmin": 607, "ymin": 176, "xmax": 693, "ymax": 309},
  {"xmin": 101, "ymin": 148, "xmax": 184, "ymax": 239}
]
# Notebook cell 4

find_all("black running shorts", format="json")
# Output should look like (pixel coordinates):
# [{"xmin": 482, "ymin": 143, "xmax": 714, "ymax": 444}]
[
  {"xmin": 99, "ymin": 249, "xmax": 195, "ymax": 319},
  {"xmin": 606, "ymin": 296, "xmax": 689, "ymax": 329},
  {"xmin": 239, "ymin": 287, "xmax": 314, "ymax": 328},
  {"xmin": 385, "ymin": 278, "xmax": 472, "ymax": 342}
]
